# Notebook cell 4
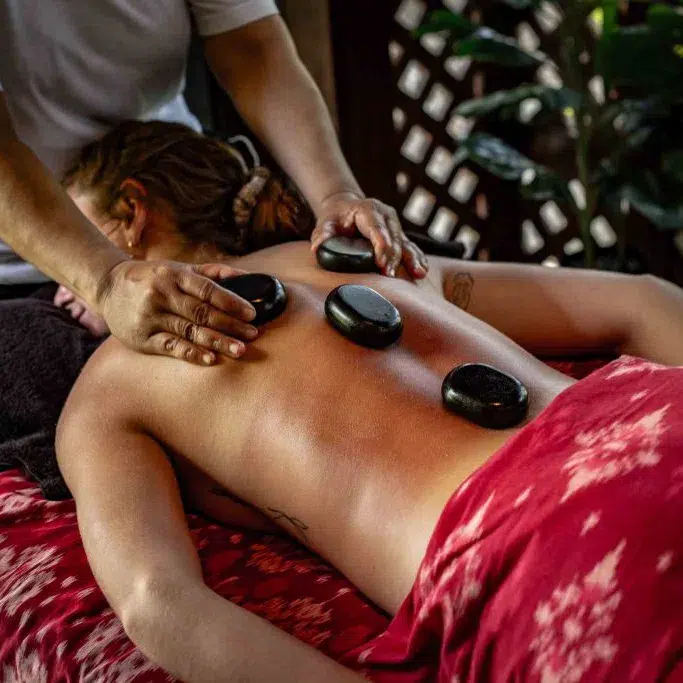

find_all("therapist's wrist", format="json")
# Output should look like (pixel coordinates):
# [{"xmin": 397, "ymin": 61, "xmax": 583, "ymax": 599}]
[
  {"xmin": 83, "ymin": 249, "xmax": 132, "ymax": 314},
  {"xmin": 314, "ymin": 188, "xmax": 365, "ymax": 216}
]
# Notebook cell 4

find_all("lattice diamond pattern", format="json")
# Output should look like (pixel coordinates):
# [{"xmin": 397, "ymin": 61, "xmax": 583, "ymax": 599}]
[{"xmin": 389, "ymin": 0, "xmax": 610, "ymax": 264}]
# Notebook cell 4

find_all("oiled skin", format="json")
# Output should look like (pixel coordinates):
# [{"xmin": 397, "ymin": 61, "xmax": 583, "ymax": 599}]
[{"xmin": 79, "ymin": 242, "xmax": 573, "ymax": 613}]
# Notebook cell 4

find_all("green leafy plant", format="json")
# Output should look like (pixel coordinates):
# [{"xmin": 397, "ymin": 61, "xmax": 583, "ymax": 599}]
[{"xmin": 419, "ymin": 0, "xmax": 683, "ymax": 268}]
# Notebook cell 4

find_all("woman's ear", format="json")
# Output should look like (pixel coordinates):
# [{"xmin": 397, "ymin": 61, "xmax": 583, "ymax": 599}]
[{"xmin": 118, "ymin": 178, "xmax": 148, "ymax": 249}]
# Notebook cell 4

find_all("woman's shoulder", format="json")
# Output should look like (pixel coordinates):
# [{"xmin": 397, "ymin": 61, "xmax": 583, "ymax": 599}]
[
  {"xmin": 234, "ymin": 240, "xmax": 313, "ymax": 272},
  {"xmin": 65, "ymin": 336, "xmax": 149, "ymax": 416}
]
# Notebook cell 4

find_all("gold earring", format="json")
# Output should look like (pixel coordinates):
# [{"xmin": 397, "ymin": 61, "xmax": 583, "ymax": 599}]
[{"xmin": 127, "ymin": 240, "xmax": 133, "ymax": 248}]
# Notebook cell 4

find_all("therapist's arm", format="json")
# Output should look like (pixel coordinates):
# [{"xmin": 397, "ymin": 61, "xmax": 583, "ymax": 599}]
[
  {"xmin": 204, "ymin": 15, "xmax": 427, "ymax": 279},
  {"xmin": 0, "ymin": 94, "xmax": 257, "ymax": 363}
]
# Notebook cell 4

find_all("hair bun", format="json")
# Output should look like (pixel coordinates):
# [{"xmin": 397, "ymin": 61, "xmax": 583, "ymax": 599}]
[{"xmin": 233, "ymin": 167, "xmax": 271, "ymax": 227}]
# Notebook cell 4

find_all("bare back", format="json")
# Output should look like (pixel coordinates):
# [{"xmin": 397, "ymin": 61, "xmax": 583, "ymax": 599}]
[{"xmin": 71, "ymin": 243, "xmax": 574, "ymax": 612}]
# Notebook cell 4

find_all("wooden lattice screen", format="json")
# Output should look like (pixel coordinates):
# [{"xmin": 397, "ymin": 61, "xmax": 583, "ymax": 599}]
[
  {"xmin": 389, "ymin": 0, "xmax": 621, "ymax": 267},
  {"xmin": 392, "ymin": 0, "xmax": 527, "ymax": 262},
  {"xmin": 330, "ymin": 0, "xmax": 683, "ymax": 283}
]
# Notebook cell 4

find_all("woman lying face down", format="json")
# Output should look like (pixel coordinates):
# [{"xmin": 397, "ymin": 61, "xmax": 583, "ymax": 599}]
[
  {"xmin": 57, "ymin": 120, "xmax": 313, "ymax": 336},
  {"xmin": 56, "ymin": 121, "xmax": 683, "ymax": 683}
]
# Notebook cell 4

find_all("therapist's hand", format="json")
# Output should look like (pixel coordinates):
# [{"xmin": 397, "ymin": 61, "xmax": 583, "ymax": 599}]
[
  {"xmin": 95, "ymin": 260, "xmax": 258, "ymax": 365},
  {"xmin": 310, "ymin": 192, "xmax": 429, "ymax": 279}
]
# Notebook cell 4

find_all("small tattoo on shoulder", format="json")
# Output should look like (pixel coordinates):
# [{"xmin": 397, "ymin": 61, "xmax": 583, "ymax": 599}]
[{"xmin": 446, "ymin": 272, "xmax": 474, "ymax": 310}]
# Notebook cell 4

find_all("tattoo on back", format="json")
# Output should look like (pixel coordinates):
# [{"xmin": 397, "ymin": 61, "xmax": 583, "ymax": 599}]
[
  {"xmin": 266, "ymin": 508, "xmax": 310, "ymax": 541},
  {"xmin": 211, "ymin": 487, "xmax": 310, "ymax": 541},
  {"xmin": 446, "ymin": 272, "xmax": 474, "ymax": 310}
]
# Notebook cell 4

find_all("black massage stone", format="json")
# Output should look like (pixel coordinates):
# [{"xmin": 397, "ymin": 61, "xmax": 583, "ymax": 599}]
[
  {"xmin": 325, "ymin": 284, "xmax": 403, "ymax": 349},
  {"xmin": 441, "ymin": 363, "xmax": 529, "ymax": 430},
  {"xmin": 316, "ymin": 236, "xmax": 380, "ymax": 273},
  {"xmin": 216, "ymin": 273, "xmax": 288, "ymax": 326}
]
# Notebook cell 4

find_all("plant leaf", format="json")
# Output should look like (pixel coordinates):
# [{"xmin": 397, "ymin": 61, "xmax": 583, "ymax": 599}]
[
  {"xmin": 461, "ymin": 133, "xmax": 534, "ymax": 180},
  {"xmin": 451, "ymin": 146, "xmax": 470, "ymax": 169},
  {"xmin": 454, "ymin": 27, "xmax": 544, "ymax": 67},
  {"xmin": 621, "ymin": 184, "xmax": 683, "ymax": 229},
  {"xmin": 415, "ymin": 10, "xmax": 476, "ymax": 39},
  {"xmin": 598, "ymin": 98, "xmax": 662, "ymax": 134},
  {"xmin": 520, "ymin": 167, "xmax": 575, "ymax": 205},
  {"xmin": 460, "ymin": 133, "xmax": 573, "ymax": 206},
  {"xmin": 455, "ymin": 84, "xmax": 582, "ymax": 118}
]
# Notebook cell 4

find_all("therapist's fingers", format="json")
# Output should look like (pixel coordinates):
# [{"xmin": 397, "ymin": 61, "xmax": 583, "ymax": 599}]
[
  {"xmin": 386, "ymin": 205, "xmax": 429, "ymax": 279},
  {"xmin": 146, "ymin": 332, "xmax": 223, "ymax": 366},
  {"xmin": 165, "ymin": 296, "xmax": 258, "ymax": 352},
  {"xmin": 310, "ymin": 221, "xmax": 337, "ymax": 252},
  {"xmin": 401, "ymin": 240, "xmax": 429, "ymax": 279},
  {"xmin": 191, "ymin": 262, "xmax": 250, "ymax": 282},
  {"xmin": 349, "ymin": 205, "xmax": 394, "ymax": 271},
  {"xmin": 97, "ymin": 259, "xmax": 259, "ymax": 364},
  {"xmin": 310, "ymin": 218, "xmax": 356, "ymax": 252},
  {"xmin": 176, "ymin": 266, "xmax": 256, "ymax": 323},
  {"xmin": 155, "ymin": 314, "xmax": 251, "ymax": 361}
]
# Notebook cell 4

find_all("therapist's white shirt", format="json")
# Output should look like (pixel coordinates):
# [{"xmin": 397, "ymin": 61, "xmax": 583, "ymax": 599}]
[{"xmin": 0, "ymin": 0, "xmax": 278, "ymax": 284}]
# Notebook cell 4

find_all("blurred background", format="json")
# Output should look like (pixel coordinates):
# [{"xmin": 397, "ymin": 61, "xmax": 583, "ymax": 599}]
[{"xmin": 186, "ymin": 0, "xmax": 683, "ymax": 285}]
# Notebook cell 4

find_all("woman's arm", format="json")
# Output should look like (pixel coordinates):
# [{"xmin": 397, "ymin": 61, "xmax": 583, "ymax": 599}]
[
  {"xmin": 0, "ymin": 95, "xmax": 256, "ymax": 362},
  {"xmin": 624, "ymin": 275, "xmax": 683, "ymax": 365},
  {"xmin": 56, "ymin": 355, "xmax": 364, "ymax": 683},
  {"xmin": 430, "ymin": 257, "xmax": 683, "ymax": 365}
]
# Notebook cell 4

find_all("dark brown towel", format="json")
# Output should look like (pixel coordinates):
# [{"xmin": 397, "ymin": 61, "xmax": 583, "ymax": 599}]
[{"xmin": 0, "ymin": 298, "xmax": 103, "ymax": 499}]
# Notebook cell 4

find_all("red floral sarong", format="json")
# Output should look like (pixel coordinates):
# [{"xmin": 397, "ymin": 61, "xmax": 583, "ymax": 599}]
[{"xmin": 350, "ymin": 357, "xmax": 683, "ymax": 683}]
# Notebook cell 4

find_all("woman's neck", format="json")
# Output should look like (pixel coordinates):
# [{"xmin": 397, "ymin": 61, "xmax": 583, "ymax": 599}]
[{"xmin": 145, "ymin": 241, "xmax": 234, "ymax": 267}]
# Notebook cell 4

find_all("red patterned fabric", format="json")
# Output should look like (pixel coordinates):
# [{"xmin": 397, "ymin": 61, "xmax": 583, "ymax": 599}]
[
  {"xmin": 350, "ymin": 357, "xmax": 683, "ymax": 682},
  {"xmin": 0, "ymin": 359, "xmax": 606, "ymax": 681},
  {"xmin": 0, "ymin": 472, "xmax": 388, "ymax": 681}
]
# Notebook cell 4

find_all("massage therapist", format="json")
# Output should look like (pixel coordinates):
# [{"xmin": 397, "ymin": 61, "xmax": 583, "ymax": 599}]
[{"xmin": 0, "ymin": 0, "xmax": 427, "ymax": 364}]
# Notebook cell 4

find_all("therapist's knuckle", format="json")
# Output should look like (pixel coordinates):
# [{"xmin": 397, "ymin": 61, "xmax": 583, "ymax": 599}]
[
  {"xmin": 198, "ymin": 278, "xmax": 215, "ymax": 303},
  {"xmin": 178, "ymin": 320, "xmax": 197, "ymax": 341},
  {"xmin": 163, "ymin": 337, "xmax": 179, "ymax": 354},
  {"xmin": 153, "ymin": 263, "xmax": 172, "ymax": 280},
  {"xmin": 183, "ymin": 346, "xmax": 199, "ymax": 362},
  {"xmin": 369, "ymin": 209, "xmax": 385, "ymax": 225},
  {"xmin": 193, "ymin": 303, "xmax": 212, "ymax": 327}
]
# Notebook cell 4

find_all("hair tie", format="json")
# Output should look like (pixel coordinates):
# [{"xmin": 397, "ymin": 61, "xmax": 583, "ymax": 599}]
[{"xmin": 233, "ymin": 167, "xmax": 271, "ymax": 227}]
